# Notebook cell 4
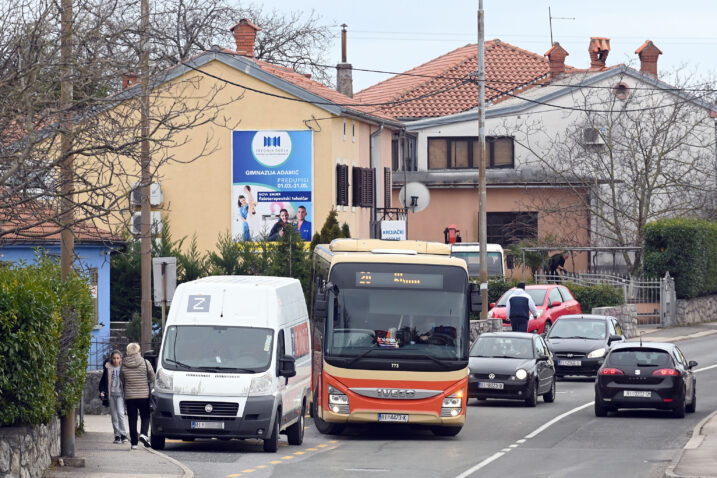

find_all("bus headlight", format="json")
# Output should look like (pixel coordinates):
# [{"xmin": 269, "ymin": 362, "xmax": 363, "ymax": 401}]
[
  {"xmin": 328, "ymin": 385, "xmax": 349, "ymax": 414},
  {"xmin": 588, "ymin": 348, "xmax": 606, "ymax": 359},
  {"xmin": 441, "ymin": 391, "xmax": 463, "ymax": 417},
  {"xmin": 249, "ymin": 374, "xmax": 273, "ymax": 396},
  {"xmin": 515, "ymin": 369, "xmax": 528, "ymax": 380},
  {"xmin": 155, "ymin": 368, "xmax": 173, "ymax": 393}
]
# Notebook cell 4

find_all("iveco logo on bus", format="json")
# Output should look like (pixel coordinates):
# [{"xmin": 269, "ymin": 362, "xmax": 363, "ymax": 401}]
[{"xmin": 376, "ymin": 388, "xmax": 416, "ymax": 399}]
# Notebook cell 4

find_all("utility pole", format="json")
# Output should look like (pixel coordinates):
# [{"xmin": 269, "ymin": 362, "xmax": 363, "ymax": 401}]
[
  {"xmin": 477, "ymin": 0, "xmax": 488, "ymax": 319},
  {"xmin": 140, "ymin": 0, "xmax": 152, "ymax": 352},
  {"xmin": 59, "ymin": 0, "xmax": 75, "ymax": 457}
]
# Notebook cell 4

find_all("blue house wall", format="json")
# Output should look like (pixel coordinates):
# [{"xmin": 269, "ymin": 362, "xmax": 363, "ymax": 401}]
[{"xmin": 0, "ymin": 243, "xmax": 113, "ymax": 370}]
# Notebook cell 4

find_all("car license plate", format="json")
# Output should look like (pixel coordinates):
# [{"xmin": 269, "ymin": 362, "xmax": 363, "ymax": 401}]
[
  {"xmin": 191, "ymin": 421, "xmax": 225, "ymax": 429},
  {"xmin": 558, "ymin": 360, "xmax": 581, "ymax": 366},
  {"xmin": 378, "ymin": 413, "xmax": 408, "ymax": 423},
  {"xmin": 478, "ymin": 382, "xmax": 504, "ymax": 390},
  {"xmin": 623, "ymin": 390, "xmax": 651, "ymax": 398}
]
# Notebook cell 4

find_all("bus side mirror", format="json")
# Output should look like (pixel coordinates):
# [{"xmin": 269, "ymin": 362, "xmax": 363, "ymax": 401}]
[
  {"xmin": 470, "ymin": 284, "xmax": 482, "ymax": 313},
  {"xmin": 506, "ymin": 254, "xmax": 514, "ymax": 270}
]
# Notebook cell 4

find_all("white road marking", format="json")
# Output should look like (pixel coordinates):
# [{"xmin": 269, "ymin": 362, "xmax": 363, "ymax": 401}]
[
  {"xmin": 455, "ymin": 452, "xmax": 505, "ymax": 478},
  {"xmin": 524, "ymin": 402, "xmax": 593, "ymax": 439},
  {"xmin": 695, "ymin": 364, "xmax": 717, "ymax": 373}
]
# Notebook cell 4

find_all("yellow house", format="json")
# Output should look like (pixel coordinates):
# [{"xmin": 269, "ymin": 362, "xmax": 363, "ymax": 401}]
[{"xmin": 110, "ymin": 19, "xmax": 401, "ymax": 253}]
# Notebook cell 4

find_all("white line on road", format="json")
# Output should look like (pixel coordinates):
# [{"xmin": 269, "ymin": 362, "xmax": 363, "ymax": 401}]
[
  {"xmin": 455, "ymin": 452, "xmax": 505, "ymax": 478},
  {"xmin": 695, "ymin": 363, "xmax": 717, "ymax": 373},
  {"xmin": 524, "ymin": 402, "xmax": 593, "ymax": 439}
]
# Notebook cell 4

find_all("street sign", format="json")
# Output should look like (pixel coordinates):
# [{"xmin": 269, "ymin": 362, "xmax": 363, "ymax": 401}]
[
  {"xmin": 381, "ymin": 220, "xmax": 407, "ymax": 240},
  {"xmin": 152, "ymin": 257, "xmax": 177, "ymax": 306}
]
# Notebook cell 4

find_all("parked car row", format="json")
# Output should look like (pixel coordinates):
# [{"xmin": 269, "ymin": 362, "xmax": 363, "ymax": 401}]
[{"xmin": 467, "ymin": 314, "xmax": 698, "ymax": 418}]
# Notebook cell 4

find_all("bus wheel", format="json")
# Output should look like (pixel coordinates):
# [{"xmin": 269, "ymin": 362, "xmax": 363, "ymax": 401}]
[
  {"xmin": 312, "ymin": 395, "xmax": 344, "ymax": 435},
  {"xmin": 432, "ymin": 426, "xmax": 462, "ymax": 437}
]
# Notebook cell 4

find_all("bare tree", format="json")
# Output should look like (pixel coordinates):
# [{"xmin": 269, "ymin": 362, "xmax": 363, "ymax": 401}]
[{"xmin": 499, "ymin": 69, "xmax": 717, "ymax": 274}]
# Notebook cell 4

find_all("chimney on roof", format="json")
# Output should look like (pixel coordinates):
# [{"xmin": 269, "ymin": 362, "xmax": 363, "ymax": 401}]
[
  {"xmin": 336, "ymin": 24, "xmax": 353, "ymax": 98},
  {"xmin": 588, "ymin": 37, "xmax": 610, "ymax": 70},
  {"xmin": 635, "ymin": 40, "xmax": 662, "ymax": 78},
  {"xmin": 230, "ymin": 18, "xmax": 261, "ymax": 58},
  {"xmin": 122, "ymin": 72, "xmax": 139, "ymax": 89},
  {"xmin": 545, "ymin": 42, "xmax": 569, "ymax": 79}
]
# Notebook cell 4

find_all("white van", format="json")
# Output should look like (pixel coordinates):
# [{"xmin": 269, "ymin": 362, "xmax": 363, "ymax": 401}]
[
  {"xmin": 450, "ymin": 243, "xmax": 506, "ymax": 278},
  {"xmin": 149, "ymin": 276, "xmax": 311, "ymax": 452}
]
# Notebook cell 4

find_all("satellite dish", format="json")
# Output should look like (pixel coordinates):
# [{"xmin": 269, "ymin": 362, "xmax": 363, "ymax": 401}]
[{"xmin": 398, "ymin": 182, "xmax": 430, "ymax": 213}]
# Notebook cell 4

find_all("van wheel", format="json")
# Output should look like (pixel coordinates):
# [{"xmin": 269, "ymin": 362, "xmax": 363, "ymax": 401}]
[
  {"xmin": 312, "ymin": 393, "xmax": 344, "ymax": 435},
  {"xmin": 263, "ymin": 411, "xmax": 280, "ymax": 452},
  {"xmin": 287, "ymin": 401, "xmax": 306, "ymax": 445},
  {"xmin": 150, "ymin": 432, "xmax": 165, "ymax": 450}
]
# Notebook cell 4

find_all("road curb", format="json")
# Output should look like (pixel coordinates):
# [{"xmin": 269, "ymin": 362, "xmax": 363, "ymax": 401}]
[
  {"xmin": 663, "ymin": 409, "xmax": 717, "ymax": 478},
  {"xmin": 145, "ymin": 445, "xmax": 194, "ymax": 478}
]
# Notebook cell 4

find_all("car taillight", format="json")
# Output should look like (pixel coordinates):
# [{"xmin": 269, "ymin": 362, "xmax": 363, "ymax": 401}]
[
  {"xmin": 652, "ymin": 369, "xmax": 679, "ymax": 376},
  {"xmin": 599, "ymin": 368, "xmax": 624, "ymax": 375}
]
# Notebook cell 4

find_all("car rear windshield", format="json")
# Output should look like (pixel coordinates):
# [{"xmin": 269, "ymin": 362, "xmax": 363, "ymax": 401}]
[
  {"xmin": 497, "ymin": 289, "xmax": 547, "ymax": 307},
  {"xmin": 606, "ymin": 349, "xmax": 673, "ymax": 368},
  {"xmin": 547, "ymin": 319, "xmax": 606, "ymax": 340}
]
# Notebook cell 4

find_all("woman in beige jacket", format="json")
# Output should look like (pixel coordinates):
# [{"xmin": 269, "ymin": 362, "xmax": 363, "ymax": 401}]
[{"xmin": 120, "ymin": 342, "xmax": 155, "ymax": 449}]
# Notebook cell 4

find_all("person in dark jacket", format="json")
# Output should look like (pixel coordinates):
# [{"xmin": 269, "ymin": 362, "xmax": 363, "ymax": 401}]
[
  {"xmin": 505, "ymin": 283, "xmax": 539, "ymax": 332},
  {"xmin": 99, "ymin": 350, "xmax": 128, "ymax": 443},
  {"xmin": 120, "ymin": 342, "xmax": 155, "ymax": 449}
]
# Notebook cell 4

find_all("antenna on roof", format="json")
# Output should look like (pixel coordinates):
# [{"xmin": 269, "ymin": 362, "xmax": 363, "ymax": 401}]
[
  {"xmin": 639, "ymin": 330, "xmax": 643, "ymax": 347},
  {"xmin": 548, "ymin": 6, "xmax": 575, "ymax": 46}
]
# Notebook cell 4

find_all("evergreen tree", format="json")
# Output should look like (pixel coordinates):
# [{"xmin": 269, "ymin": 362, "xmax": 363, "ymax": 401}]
[
  {"xmin": 177, "ymin": 235, "xmax": 207, "ymax": 282},
  {"xmin": 268, "ymin": 224, "xmax": 311, "ymax": 297}
]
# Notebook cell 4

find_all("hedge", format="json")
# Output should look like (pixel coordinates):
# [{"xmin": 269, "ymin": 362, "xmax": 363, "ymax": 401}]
[
  {"xmin": 0, "ymin": 256, "xmax": 94, "ymax": 426},
  {"xmin": 561, "ymin": 282, "xmax": 625, "ymax": 313},
  {"xmin": 643, "ymin": 218, "xmax": 717, "ymax": 299}
]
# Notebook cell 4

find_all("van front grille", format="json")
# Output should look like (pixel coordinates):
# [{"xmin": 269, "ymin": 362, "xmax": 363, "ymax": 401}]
[{"xmin": 179, "ymin": 401, "xmax": 239, "ymax": 416}]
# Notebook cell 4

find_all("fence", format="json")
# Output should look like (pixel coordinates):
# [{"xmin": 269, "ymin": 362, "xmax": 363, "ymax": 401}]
[
  {"xmin": 534, "ymin": 271, "xmax": 665, "ymax": 325},
  {"xmin": 87, "ymin": 337, "xmax": 162, "ymax": 370}
]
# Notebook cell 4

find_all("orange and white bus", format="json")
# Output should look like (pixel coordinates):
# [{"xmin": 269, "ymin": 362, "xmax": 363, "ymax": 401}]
[{"xmin": 309, "ymin": 239, "xmax": 481, "ymax": 437}]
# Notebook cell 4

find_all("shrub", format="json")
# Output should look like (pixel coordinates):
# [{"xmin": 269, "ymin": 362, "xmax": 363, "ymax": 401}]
[
  {"xmin": 0, "ymin": 255, "xmax": 93, "ymax": 425},
  {"xmin": 562, "ymin": 282, "xmax": 625, "ymax": 314},
  {"xmin": 643, "ymin": 218, "xmax": 717, "ymax": 299},
  {"xmin": 487, "ymin": 277, "xmax": 521, "ymax": 305}
]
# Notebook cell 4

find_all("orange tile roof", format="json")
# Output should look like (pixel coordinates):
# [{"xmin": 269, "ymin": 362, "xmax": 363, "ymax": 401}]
[
  {"xmin": 1, "ymin": 207, "xmax": 123, "ymax": 245},
  {"xmin": 355, "ymin": 40, "xmax": 573, "ymax": 120}
]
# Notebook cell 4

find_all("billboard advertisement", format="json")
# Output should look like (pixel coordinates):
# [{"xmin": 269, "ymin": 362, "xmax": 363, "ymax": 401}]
[{"xmin": 232, "ymin": 130, "xmax": 313, "ymax": 241}]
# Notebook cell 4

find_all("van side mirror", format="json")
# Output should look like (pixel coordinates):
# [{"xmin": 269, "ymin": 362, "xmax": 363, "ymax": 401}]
[
  {"xmin": 470, "ymin": 283, "xmax": 482, "ymax": 313},
  {"xmin": 279, "ymin": 356, "xmax": 296, "ymax": 378},
  {"xmin": 506, "ymin": 254, "xmax": 514, "ymax": 270},
  {"xmin": 143, "ymin": 350, "xmax": 157, "ymax": 370}
]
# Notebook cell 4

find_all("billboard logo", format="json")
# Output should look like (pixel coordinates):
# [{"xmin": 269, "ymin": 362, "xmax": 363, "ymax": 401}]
[
  {"xmin": 252, "ymin": 131, "xmax": 292, "ymax": 167},
  {"xmin": 264, "ymin": 136, "xmax": 281, "ymax": 147}
]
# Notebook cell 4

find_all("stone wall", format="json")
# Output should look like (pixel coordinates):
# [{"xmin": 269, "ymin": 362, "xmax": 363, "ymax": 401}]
[
  {"xmin": 675, "ymin": 294, "xmax": 717, "ymax": 326},
  {"xmin": 469, "ymin": 319, "xmax": 503, "ymax": 342},
  {"xmin": 592, "ymin": 304, "xmax": 639, "ymax": 338},
  {"xmin": 0, "ymin": 417, "xmax": 59, "ymax": 478},
  {"xmin": 83, "ymin": 370, "xmax": 108, "ymax": 416}
]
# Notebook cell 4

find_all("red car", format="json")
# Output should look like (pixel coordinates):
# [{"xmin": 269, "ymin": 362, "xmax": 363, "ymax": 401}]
[{"xmin": 487, "ymin": 285, "xmax": 581, "ymax": 334}]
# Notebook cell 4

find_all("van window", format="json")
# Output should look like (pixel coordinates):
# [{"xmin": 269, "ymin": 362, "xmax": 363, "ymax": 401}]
[
  {"xmin": 162, "ymin": 325, "xmax": 274, "ymax": 372},
  {"xmin": 451, "ymin": 251, "xmax": 503, "ymax": 277}
]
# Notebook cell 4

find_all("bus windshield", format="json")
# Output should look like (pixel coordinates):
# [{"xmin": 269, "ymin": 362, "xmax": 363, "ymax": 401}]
[
  {"xmin": 161, "ymin": 325, "xmax": 274, "ymax": 373},
  {"xmin": 325, "ymin": 263, "xmax": 468, "ymax": 362},
  {"xmin": 451, "ymin": 251, "xmax": 504, "ymax": 277}
]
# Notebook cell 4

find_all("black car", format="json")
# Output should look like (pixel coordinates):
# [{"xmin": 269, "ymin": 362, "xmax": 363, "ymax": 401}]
[
  {"xmin": 545, "ymin": 314, "xmax": 626, "ymax": 377},
  {"xmin": 468, "ymin": 332, "xmax": 556, "ymax": 407},
  {"xmin": 594, "ymin": 342, "xmax": 697, "ymax": 418}
]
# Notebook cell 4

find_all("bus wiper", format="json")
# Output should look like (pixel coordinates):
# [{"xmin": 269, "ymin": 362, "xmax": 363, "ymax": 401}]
[
  {"xmin": 165, "ymin": 358, "xmax": 192, "ymax": 369},
  {"xmin": 402, "ymin": 353, "xmax": 450, "ymax": 369},
  {"xmin": 347, "ymin": 347, "xmax": 382, "ymax": 367}
]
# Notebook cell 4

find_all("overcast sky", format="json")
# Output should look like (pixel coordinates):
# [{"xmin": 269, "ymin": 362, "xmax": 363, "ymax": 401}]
[{"xmin": 256, "ymin": 0, "xmax": 717, "ymax": 92}]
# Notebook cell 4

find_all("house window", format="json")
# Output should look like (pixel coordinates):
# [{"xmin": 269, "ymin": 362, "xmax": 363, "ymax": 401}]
[
  {"xmin": 391, "ymin": 139, "xmax": 399, "ymax": 171},
  {"xmin": 352, "ymin": 167, "xmax": 375, "ymax": 208},
  {"xmin": 352, "ymin": 121, "xmax": 356, "ymax": 142},
  {"xmin": 343, "ymin": 119, "xmax": 347, "ymax": 140},
  {"xmin": 336, "ymin": 164, "xmax": 349, "ymax": 206},
  {"xmin": 486, "ymin": 212, "xmax": 537, "ymax": 245},
  {"xmin": 428, "ymin": 137, "xmax": 514, "ymax": 169},
  {"xmin": 384, "ymin": 167, "xmax": 391, "ymax": 208}
]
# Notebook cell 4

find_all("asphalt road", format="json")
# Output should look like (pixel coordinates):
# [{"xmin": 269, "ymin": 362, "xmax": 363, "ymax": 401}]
[{"xmin": 162, "ymin": 334, "xmax": 717, "ymax": 478}]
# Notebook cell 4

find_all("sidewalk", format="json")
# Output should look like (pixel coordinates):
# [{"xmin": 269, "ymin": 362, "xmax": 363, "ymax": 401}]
[
  {"xmin": 45, "ymin": 415, "xmax": 192, "ymax": 478},
  {"xmin": 635, "ymin": 322, "xmax": 717, "ymax": 478}
]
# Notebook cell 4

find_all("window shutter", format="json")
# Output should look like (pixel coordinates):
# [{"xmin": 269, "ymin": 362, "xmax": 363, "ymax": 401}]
[
  {"xmin": 352, "ymin": 166, "xmax": 362, "ymax": 207},
  {"xmin": 384, "ymin": 167, "xmax": 391, "ymax": 208}
]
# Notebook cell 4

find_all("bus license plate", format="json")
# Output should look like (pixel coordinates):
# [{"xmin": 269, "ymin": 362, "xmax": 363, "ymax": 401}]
[
  {"xmin": 191, "ymin": 421, "xmax": 225, "ymax": 429},
  {"xmin": 378, "ymin": 413, "xmax": 408, "ymax": 423},
  {"xmin": 558, "ymin": 360, "xmax": 581, "ymax": 366},
  {"xmin": 478, "ymin": 382, "xmax": 504, "ymax": 389},
  {"xmin": 623, "ymin": 391, "xmax": 651, "ymax": 398}
]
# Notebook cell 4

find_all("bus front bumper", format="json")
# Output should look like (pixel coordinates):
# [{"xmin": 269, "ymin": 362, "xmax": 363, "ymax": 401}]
[{"xmin": 321, "ymin": 409, "xmax": 465, "ymax": 426}]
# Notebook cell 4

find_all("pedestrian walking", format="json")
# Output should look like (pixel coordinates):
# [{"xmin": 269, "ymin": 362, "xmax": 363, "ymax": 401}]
[
  {"xmin": 120, "ymin": 342, "xmax": 155, "ymax": 450},
  {"xmin": 506, "ymin": 282, "xmax": 539, "ymax": 333},
  {"xmin": 99, "ymin": 350, "xmax": 128, "ymax": 444}
]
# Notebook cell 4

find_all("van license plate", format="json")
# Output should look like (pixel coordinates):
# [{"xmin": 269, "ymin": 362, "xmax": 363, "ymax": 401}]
[
  {"xmin": 623, "ymin": 391, "xmax": 651, "ymax": 398},
  {"xmin": 378, "ymin": 413, "xmax": 408, "ymax": 423},
  {"xmin": 191, "ymin": 421, "xmax": 225, "ymax": 429}
]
